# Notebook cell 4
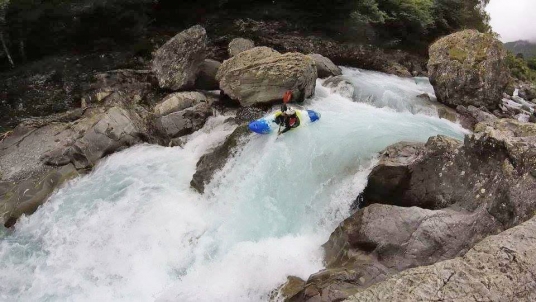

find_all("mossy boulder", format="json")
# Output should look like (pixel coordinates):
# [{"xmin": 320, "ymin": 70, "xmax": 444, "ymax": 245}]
[{"xmin": 428, "ymin": 30, "xmax": 510, "ymax": 111}]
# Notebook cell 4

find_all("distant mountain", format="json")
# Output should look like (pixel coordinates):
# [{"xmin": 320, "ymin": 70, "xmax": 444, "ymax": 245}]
[{"xmin": 504, "ymin": 40, "xmax": 536, "ymax": 59}]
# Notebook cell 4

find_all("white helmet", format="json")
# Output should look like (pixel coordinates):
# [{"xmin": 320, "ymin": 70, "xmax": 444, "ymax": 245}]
[{"xmin": 285, "ymin": 108, "xmax": 296, "ymax": 115}]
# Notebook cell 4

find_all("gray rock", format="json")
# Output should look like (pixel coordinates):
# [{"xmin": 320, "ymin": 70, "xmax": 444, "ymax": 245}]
[
  {"xmin": 322, "ymin": 76, "xmax": 354, "ymax": 99},
  {"xmin": 1, "ymin": 164, "xmax": 80, "ymax": 228},
  {"xmin": 152, "ymin": 25, "xmax": 207, "ymax": 90},
  {"xmin": 228, "ymin": 38, "xmax": 255, "ymax": 57},
  {"xmin": 428, "ymin": 30, "xmax": 510, "ymax": 110},
  {"xmin": 291, "ymin": 119, "xmax": 536, "ymax": 302},
  {"xmin": 155, "ymin": 102, "xmax": 212, "ymax": 139},
  {"xmin": 361, "ymin": 142, "xmax": 426, "ymax": 208},
  {"xmin": 191, "ymin": 125, "xmax": 250, "ymax": 193},
  {"xmin": 217, "ymin": 47, "xmax": 317, "ymax": 106},
  {"xmin": 195, "ymin": 59, "xmax": 221, "ymax": 90},
  {"xmin": 347, "ymin": 215, "xmax": 536, "ymax": 302},
  {"xmin": 292, "ymin": 204, "xmax": 499, "ymax": 302},
  {"xmin": 84, "ymin": 69, "xmax": 158, "ymax": 107},
  {"xmin": 308, "ymin": 54, "xmax": 342, "ymax": 78},
  {"xmin": 154, "ymin": 92, "xmax": 207, "ymax": 117}
]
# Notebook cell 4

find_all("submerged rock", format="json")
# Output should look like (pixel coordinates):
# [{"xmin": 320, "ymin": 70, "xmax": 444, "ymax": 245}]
[
  {"xmin": 190, "ymin": 125, "xmax": 250, "ymax": 193},
  {"xmin": 228, "ymin": 38, "xmax": 255, "ymax": 57},
  {"xmin": 217, "ymin": 47, "xmax": 317, "ymax": 106},
  {"xmin": 308, "ymin": 54, "xmax": 342, "ymax": 78},
  {"xmin": 428, "ymin": 30, "xmax": 510, "ymax": 110},
  {"xmin": 152, "ymin": 25, "xmax": 207, "ymax": 90}
]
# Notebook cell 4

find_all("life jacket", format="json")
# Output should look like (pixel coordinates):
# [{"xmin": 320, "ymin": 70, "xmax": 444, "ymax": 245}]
[{"xmin": 289, "ymin": 115, "xmax": 298, "ymax": 127}]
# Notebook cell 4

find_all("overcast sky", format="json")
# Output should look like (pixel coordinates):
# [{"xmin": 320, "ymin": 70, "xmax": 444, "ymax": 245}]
[{"xmin": 486, "ymin": 0, "xmax": 536, "ymax": 42}]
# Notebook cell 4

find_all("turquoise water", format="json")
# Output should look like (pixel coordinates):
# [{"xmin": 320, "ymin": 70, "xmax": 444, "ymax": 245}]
[{"xmin": 0, "ymin": 68, "xmax": 466, "ymax": 302}]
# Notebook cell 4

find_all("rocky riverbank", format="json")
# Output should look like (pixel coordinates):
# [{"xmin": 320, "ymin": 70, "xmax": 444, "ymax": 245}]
[{"xmin": 1, "ymin": 24, "xmax": 536, "ymax": 302}]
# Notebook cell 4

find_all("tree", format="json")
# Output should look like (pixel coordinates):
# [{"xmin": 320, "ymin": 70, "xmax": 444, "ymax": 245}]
[{"xmin": 0, "ymin": 0, "xmax": 14, "ymax": 68}]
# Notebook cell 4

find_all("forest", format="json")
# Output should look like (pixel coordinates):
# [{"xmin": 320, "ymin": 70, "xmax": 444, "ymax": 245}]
[{"xmin": 0, "ymin": 0, "xmax": 490, "ymax": 70}]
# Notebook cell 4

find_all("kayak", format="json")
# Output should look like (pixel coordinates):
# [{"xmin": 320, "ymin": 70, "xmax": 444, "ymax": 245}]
[{"xmin": 248, "ymin": 109, "xmax": 321, "ymax": 134}]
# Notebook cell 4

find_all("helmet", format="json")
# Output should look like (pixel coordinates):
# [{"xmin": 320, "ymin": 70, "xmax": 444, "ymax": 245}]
[{"xmin": 285, "ymin": 108, "xmax": 296, "ymax": 115}]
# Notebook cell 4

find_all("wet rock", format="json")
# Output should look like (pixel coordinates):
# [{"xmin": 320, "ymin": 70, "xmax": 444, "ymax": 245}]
[
  {"xmin": 152, "ymin": 25, "xmax": 207, "ymax": 90},
  {"xmin": 195, "ymin": 59, "xmax": 221, "ymax": 90},
  {"xmin": 0, "ymin": 105, "xmax": 155, "ymax": 227},
  {"xmin": 428, "ymin": 30, "xmax": 510, "ymax": 110},
  {"xmin": 308, "ymin": 54, "xmax": 342, "ymax": 78},
  {"xmin": 217, "ymin": 47, "xmax": 317, "ymax": 106},
  {"xmin": 347, "ymin": 215, "xmax": 536, "ymax": 301},
  {"xmin": 275, "ymin": 276, "xmax": 306, "ymax": 301},
  {"xmin": 190, "ymin": 125, "xmax": 250, "ymax": 193},
  {"xmin": 228, "ymin": 38, "xmax": 255, "ymax": 57},
  {"xmin": 1, "ymin": 164, "xmax": 80, "ymax": 228},
  {"xmin": 322, "ymin": 76, "xmax": 354, "ymax": 99}
]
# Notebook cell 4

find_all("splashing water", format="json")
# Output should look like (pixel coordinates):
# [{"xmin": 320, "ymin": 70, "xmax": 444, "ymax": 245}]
[{"xmin": 0, "ymin": 68, "xmax": 467, "ymax": 302}]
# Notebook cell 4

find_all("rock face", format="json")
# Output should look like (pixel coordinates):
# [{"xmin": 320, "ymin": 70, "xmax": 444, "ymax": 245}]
[
  {"xmin": 217, "ymin": 47, "xmax": 317, "ymax": 106},
  {"xmin": 308, "ymin": 54, "xmax": 342, "ymax": 78},
  {"xmin": 153, "ymin": 92, "xmax": 212, "ymax": 139},
  {"xmin": 289, "ymin": 119, "xmax": 536, "ymax": 301},
  {"xmin": 1, "ymin": 106, "xmax": 152, "ymax": 227},
  {"xmin": 428, "ymin": 30, "xmax": 510, "ymax": 110},
  {"xmin": 195, "ymin": 59, "xmax": 221, "ymax": 90},
  {"xmin": 151, "ymin": 25, "xmax": 207, "ymax": 90},
  {"xmin": 42, "ymin": 107, "xmax": 149, "ymax": 170},
  {"xmin": 228, "ymin": 38, "xmax": 255, "ymax": 57},
  {"xmin": 362, "ymin": 121, "xmax": 536, "ymax": 222},
  {"xmin": 347, "ymin": 215, "xmax": 536, "ymax": 301}
]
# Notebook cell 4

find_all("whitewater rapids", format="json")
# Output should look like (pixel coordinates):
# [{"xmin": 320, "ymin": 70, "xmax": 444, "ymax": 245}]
[{"xmin": 0, "ymin": 68, "xmax": 467, "ymax": 301}]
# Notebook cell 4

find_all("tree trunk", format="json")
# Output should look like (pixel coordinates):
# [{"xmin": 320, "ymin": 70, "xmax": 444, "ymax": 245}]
[
  {"xmin": 0, "ymin": 31, "xmax": 14, "ymax": 68},
  {"xmin": 19, "ymin": 39, "xmax": 26, "ymax": 63}
]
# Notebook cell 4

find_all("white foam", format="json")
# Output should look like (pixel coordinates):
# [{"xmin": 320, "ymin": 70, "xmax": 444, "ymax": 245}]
[{"xmin": 0, "ymin": 69, "xmax": 467, "ymax": 302}]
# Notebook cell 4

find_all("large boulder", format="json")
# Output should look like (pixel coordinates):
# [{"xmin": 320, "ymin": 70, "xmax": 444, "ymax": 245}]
[
  {"xmin": 228, "ymin": 38, "xmax": 255, "ymax": 57},
  {"xmin": 288, "ymin": 203, "xmax": 499, "ymax": 302},
  {"xmin": 347, "ymin": 215, "xmax": 536, "ymax": 301},
  {"xmin": 217, "ymin": 47, "xmax": 317, "ymax": 106},
  {"xmin": 308, "ymin": 54, "xmax": 342, "ymax": 78},
  {"xmin": 428, "ymin": 30, "xmax": 510, "ymax": 110},
  {"xmin": 195, "ymin": 59, "xmax": 221, "ymax": 90},
  {"xmin": 153, "ymin": 92, "xmax": 212, "ymax": 139},
  {"xmin": 151, "ymin": 25, "xmax": 207, "ymax": 90}
]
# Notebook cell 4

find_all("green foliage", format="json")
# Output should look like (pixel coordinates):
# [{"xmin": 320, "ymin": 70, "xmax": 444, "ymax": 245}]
[
  {"xmin": 528, "ymin": 58, "xmax": 536, "ymax": 71},
  {"xmin": 506, "ymin": 52, "xmax": 536, "ymax": 83}
]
